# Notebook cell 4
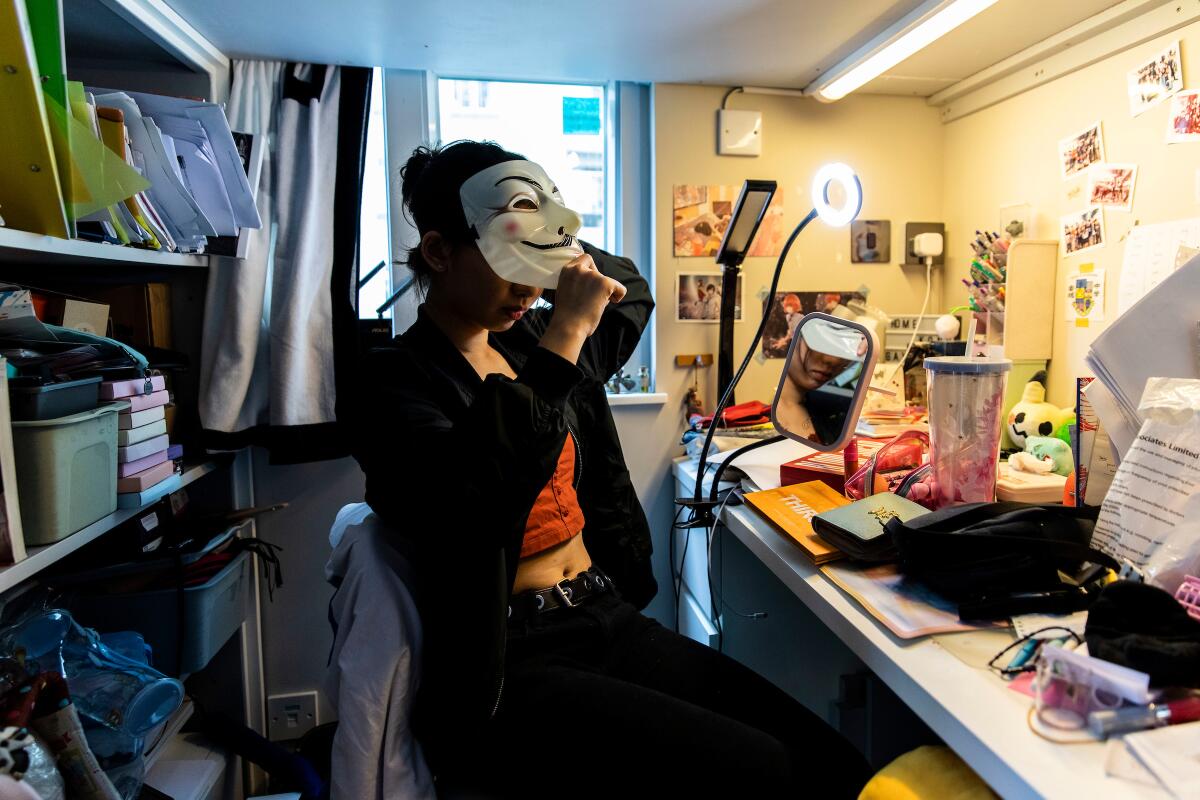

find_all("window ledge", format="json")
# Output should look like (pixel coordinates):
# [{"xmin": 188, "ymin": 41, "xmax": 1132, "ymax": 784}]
[{"xmin": 606, "ymin": 392, "xmax": 668, "ymax": 407}]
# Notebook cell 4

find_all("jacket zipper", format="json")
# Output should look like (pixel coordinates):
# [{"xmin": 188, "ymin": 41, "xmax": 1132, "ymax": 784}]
[
  {"xmin": 490, "ymin": 668, "xmax": 505, "ymax": 719},
  {"xmin": 566, "ymin": 422, "xmax": 583, "ymax": 489}
]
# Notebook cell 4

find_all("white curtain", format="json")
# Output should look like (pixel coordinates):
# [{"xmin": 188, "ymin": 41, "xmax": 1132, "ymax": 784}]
[{"xmin": 199, "ymin": 61, "xmax": 345, "ymax": 459}]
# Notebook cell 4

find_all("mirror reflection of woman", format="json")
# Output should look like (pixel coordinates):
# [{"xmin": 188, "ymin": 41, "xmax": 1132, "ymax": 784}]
[{"xmin": 775, "ymin": 322, "xmax": 866, "ymax": 445}]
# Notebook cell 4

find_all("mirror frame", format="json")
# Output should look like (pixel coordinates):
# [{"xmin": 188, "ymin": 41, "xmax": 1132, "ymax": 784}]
[{"xmin": 769, "ymin": 311, "xmax": 879, "ymax": 453}]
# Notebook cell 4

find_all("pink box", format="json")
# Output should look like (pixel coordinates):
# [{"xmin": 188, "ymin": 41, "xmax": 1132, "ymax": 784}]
[
  {"xmin": 118, "ymin": 449, "xmax": 168, "ymax": 478},
  {"xmin": 101, "ymin": 375, "xmax": 166, "ymax": 400},
  {"xmin": 117, "ymin": 460, "xmax": 175, "ymax": 493},
  {"xmin": 125, "ymin": 390, "xmax": 169, "ymax": 413},
  {"xmin": 118, "ymin": 434, "xmax": 169, "ymax": 463}
]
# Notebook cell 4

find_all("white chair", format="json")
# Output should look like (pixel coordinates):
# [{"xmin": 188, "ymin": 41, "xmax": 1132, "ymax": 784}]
[{"xmin": 325, "ymin": 503, "xmax": 434, "ymax": 799}]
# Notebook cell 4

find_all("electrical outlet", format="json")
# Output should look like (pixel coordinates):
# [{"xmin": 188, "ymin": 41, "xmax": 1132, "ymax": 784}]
[{"xmin": 267, "ymin": 691, "xmax": 319, "ymax": 741}]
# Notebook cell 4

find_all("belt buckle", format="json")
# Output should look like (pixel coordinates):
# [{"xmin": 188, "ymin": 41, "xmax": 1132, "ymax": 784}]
[{"xmin": 553, "ymin": 579, "xmax": 577, "ymax": 608}]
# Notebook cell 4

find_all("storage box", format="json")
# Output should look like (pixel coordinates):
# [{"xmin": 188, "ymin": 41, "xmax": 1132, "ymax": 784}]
[
  {"xmin": 69, "ymin": 550, "xmax": 251, "ymax": 675},
  {"xmin": 11, "ymin": 403, "xmax": 121, "ymax": 545},
  {"xmin": 9, "ymin": 376, "xmax": 102, "ymax": 421}
]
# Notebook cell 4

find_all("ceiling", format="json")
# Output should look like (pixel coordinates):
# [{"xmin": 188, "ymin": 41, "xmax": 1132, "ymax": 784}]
[{"xmin": 159, "ymin": 0, "xmax": 1127, "ymax": 95}]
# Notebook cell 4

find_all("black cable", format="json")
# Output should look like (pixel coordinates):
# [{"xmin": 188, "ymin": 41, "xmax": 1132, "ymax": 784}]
[
  {"xmin": 721, "ymin": 86, "xmax": 744, "ymax": 109},
  {"xmin": 707, "ymin": 434, "xmax": 785, "ymax": 506},
  {"xmin": 692, "ymin": 208, "xmax": 819, "ymax": 511}
]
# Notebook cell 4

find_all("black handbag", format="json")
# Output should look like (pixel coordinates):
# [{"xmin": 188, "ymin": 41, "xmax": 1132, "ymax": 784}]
[{"xmin": 884, "ymin": 502, "xmax": 1119, "ymax": 620}]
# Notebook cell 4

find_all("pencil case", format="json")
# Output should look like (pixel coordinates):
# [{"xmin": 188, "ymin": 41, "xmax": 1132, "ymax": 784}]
[
  {"xmin": 124, "ymin": 390, "xmax": 169, "ymax": 413},
  {"xmin": 101, "ymin": 375, "xmax": 166, "ymax": 400},
  {"xmin": 118, "ymin": 434, "xmax": 169, "ymax": 464}
]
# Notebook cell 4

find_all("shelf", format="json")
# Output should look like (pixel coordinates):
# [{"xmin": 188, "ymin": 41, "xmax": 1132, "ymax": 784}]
[
  {"xmin": 607, "ymin": 392, "xmax": 668, "ymax": 406},
  {"xmin": 0, "ymin": 227, "xmax": 210, "ymax": 270},
  {"xmin": 144, "ymin": 698, "xmax": 195, "ymax": 772},
  {"xmin": 144, "ymin": 732, "xmax": 227, "ymax": 800},
  {"xmin": 0, "ymin": 461, "xmax": 220, "ymax": 595}
]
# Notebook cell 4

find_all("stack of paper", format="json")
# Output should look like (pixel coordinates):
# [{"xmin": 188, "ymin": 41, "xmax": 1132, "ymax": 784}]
[
  {"xmin": 1083, "ymin": 254, "xmax": 1200, "ymax": 458},
  {"xmin": 86, "ymin": 89, "xmax": 261, "ymax": 253},
  {"xmin": 108, "ymin": 378, "xmax": 181, "ymax": 508}
]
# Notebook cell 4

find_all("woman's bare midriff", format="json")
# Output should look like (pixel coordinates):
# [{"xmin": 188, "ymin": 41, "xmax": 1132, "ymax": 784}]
[{"xmin": 512, "ymin": 534, "xmax": 592, "ymax": 594}]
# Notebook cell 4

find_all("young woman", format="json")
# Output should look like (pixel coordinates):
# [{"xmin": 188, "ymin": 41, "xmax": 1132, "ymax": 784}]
[{"xmin": 351, "ymin": 140, "xmax": 871, "ymax": 796}]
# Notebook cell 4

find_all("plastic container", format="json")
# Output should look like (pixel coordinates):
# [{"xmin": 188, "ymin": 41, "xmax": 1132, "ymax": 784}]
[
  {"xmin": 924, "ymin": 356, "xmax": 1012, "ymax": 509},
  {"xmin": 9, "ymin": 376, "xmax": 102, "ymax": 421},
  {"xmin": 11, "ymin": 403, "xmax": 121, "ymax": 545},
  {"xmin": 70, "ymin": 550, "xmax": 251, "ymax": 676}
]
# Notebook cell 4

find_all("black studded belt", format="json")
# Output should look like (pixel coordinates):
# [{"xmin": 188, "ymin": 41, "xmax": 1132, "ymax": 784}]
[{"xmin": 508, "ymin": 567, "xmax": 614, "ymax": 623}]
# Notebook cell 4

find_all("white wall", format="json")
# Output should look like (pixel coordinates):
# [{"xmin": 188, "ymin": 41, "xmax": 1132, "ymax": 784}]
[{"xmin": 942, "ymin": 19, "xmax": 1200, "ymax": 407}]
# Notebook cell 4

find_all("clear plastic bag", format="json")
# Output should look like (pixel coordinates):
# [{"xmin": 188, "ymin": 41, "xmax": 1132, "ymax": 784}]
[{"xmin": 1092, "ymin": 378, "xmax": 1200, "ymax": 593}]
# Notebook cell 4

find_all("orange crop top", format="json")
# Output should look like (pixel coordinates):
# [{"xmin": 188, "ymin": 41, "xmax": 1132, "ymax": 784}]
[{"xmin": 520, "ymin": 434, "xmax": 586, "ymax": 558}]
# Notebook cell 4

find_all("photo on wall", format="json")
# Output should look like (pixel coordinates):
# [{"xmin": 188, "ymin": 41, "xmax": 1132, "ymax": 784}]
[
  {"xmin": 1058, "ymin": 123, "xmax": 1105, "ymax": 179},
  {"xmin": 1086, "ymin": 164, "xmax": 1137, "ymax": 211},
  {"xmin": 1126, "ymin": 41, "xmax": 1183, "ymax": 116},
  {"xmin": 672, "ymin": 184, "xmax": 784, "ymax": 257},
  {"xmin": 1166, "ymin": 90, "xmax": 1200, "ymax": 143},
  {"xmin": 999, "ymin": 203, "xmax": 1033, "ymax": 239},
  {"xmin": 1060, "ymin": 207, "xmax": 1106, "ymax": 257},
  {"xmin": 676, "ymin": 272, "xmax": 742, "ymax": 323},
  {"xmin": 761, "ymin": 291, "xmax": 866, "ymax": 358},
  {"xmin": 850, "ymin": 220, "xmax": 891, "ymax": 263}
]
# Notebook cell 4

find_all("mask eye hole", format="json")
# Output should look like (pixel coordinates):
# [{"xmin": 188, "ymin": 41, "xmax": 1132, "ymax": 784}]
[{"xmin": 508, "ymin": 197, "xmax": 538, "ymax": 211}]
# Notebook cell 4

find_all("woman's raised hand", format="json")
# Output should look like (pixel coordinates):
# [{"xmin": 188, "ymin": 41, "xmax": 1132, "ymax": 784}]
[{"xmin": 539, "ymin": 254, "xmax": 626, "ymax": 364}]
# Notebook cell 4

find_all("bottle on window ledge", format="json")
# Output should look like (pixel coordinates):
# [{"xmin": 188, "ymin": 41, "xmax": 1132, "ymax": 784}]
[{"xmin": 638, "ymin": 366, "xmax": 650, "ymax": 393}]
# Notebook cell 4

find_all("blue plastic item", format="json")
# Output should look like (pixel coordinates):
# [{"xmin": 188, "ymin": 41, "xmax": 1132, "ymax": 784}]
[{"xmin": 0, "ymin": 609, "xmax": 183, "ymax": 736}]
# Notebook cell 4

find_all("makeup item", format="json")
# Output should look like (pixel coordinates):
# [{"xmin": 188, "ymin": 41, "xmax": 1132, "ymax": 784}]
[
  {"xmin": 923, "ymin": 356, "xmax": 1011, "ymax": 508},
  {"xmin": 842, "ymin": 438, "xmax": 859, "ymax": 493},
  {"xmin": 1088, "ymin": 697, "xmax": 1200, "ymax": 737}
]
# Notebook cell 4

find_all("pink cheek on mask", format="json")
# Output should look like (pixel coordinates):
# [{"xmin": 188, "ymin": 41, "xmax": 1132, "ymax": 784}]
[{"xmin": 505, "ymin": 221, "xmax": 519, "ymax": 236}]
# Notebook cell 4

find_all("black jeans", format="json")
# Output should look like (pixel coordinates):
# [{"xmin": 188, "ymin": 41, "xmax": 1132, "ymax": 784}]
[{"xmin": 464, "ymin": 590, "xmax": 872, "ymax": 797}]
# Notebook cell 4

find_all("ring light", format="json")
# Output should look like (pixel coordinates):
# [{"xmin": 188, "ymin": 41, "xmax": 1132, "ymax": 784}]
[{"xmin": 810, "ymin": 162, "xmax": 862, "ymax": 227}]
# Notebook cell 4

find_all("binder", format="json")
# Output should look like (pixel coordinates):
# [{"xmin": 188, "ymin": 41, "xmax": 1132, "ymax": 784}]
[{"xmin": 0, "ymin": 0, "xmax": 68, "ymax": 236}]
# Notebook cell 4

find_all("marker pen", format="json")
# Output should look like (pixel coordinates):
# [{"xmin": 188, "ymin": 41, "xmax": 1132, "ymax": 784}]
[{"xmin": 1087, "ymin": 696, "xmax": 1200, "ymax": 737}]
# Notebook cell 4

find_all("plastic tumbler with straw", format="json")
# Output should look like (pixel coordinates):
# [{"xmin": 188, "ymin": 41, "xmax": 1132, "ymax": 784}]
[{"xmin": 924, "ymin": 355, "xmax": 1011, "ymax": 509}]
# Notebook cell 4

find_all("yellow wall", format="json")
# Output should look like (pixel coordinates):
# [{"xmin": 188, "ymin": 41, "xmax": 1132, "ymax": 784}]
[
  {"xmin": 942, "ymin": 20, "xmax": 1200, "ymax": 407},
  {"xmin": 653, "ymin": 85, "xmax": 946, "ymax": 413}
]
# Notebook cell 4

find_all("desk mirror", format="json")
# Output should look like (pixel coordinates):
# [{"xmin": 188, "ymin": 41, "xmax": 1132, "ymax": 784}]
[{"xmin": 770, "ymin": 312, "xmax": 878, "ymax": 452}]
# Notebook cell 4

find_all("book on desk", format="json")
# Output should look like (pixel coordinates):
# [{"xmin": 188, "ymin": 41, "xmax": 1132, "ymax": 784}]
[{"xmin": 742, "ymin": 480, "xmax": 850, "ymax": 565}]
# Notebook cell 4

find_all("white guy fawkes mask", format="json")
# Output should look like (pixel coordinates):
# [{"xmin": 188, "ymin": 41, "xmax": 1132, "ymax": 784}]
[{"xmin": 459, "ymin": 160, "xmax": 584, "ymax": 289}]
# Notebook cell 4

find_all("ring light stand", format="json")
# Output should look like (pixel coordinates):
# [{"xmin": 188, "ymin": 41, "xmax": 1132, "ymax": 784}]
[{"xmin": 680, "ymin": 165, "xmax": 863, "ymax": 525}]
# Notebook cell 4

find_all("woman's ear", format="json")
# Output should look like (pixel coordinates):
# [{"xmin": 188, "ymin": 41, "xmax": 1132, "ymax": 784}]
[{"xmin": 420, "ymin": 231, "xmax": 453, "ymax": 274}]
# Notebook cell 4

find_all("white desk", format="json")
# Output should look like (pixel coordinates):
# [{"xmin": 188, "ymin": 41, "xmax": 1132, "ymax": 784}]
[{"xmin": 672, "ymin": 458, "xmax": 1165, "ymax": 800}]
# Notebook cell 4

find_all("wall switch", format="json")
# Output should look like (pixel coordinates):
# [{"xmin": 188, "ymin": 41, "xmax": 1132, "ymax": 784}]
[
  {"xmin": 267, "ymin": 691, "xmax": 319, "ymax": 741},
  {"xmin": 717, "ymin": 109, "xmax": 762, "ymax": 156}
]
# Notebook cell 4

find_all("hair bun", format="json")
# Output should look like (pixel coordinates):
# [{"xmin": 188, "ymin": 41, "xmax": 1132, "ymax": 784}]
[{"xmin": 400, "ymin": 146, "xmax": 436, "ymax": 208}]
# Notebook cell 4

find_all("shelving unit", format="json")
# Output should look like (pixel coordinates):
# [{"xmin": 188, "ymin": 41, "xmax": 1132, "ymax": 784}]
[
  {"xmin": 0, "ymin": 228, "xmax": 210, "ymax": 270},
  {"xmin": 0, "ymin": 461, "xmax": 220, "ymax": 595},
  {"xmin": 0, "ymin": 3, "xmax": 262, "ymax": 796},
  {"xmin": 969, "ymin": 239, "xmax": 1057, "ymax": 360}
]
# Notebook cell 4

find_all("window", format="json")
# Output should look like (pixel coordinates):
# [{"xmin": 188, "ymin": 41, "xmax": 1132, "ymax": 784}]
[
  {"xmin": 437, "ymin": 79, "xmax": 608, "ymax": 248},
  {"xmin": 359, "ymin": 67, "xmax": 392, "ymax": 319}
]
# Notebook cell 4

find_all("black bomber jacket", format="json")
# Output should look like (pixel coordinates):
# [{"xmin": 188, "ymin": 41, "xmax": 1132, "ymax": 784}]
[{"xmin": 350, "ymin": 242, "xmax": 656, "ymax": 767}]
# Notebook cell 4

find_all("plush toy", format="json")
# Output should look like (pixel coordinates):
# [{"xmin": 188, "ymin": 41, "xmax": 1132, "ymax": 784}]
[
  {"xmin": 1025, "ymin": 435, "xmax": 1073, "ymax": 476},
  {"xmin": 1006, "ymin": 371, "xmax": 1074, "ymax": 450}
]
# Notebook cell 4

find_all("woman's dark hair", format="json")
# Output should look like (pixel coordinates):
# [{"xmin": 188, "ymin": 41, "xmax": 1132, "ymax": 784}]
[{"xmin": 399, "ymin": 140, "xmax": 524, "ymax": 288}]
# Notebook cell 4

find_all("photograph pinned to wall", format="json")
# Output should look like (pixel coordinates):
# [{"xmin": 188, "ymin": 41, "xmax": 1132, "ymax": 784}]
[
  {"xmin": 1058, "ymin": 123, "xmax": 1105, "ymax": 179},
  {"xmin": 676, "ymin": 272, "xmax": 742, "ymax": 323},
  {"xmin": 1060, "ymin": 207, "xmax": 1106, "ymax": 257},
  {"xmin": 1165, "ymin": 90, "xmax": 1200, "ymax": 143},
  {"xmin": 999, "ymin": 203, "xmax": 1033, "ymax": 239},
  {"xmin": 673, "ymin": 184, "xmax": 784, "ymax": 257},
  {"xmin": 1086, "ymin": 164, "xmax": 1137, "ymax": 211},
  {"xmin": 1127, "ymin": 41, "xmax": 1183, "ymax": 116},
  {"xmin": 761, "ymin": 291, "xmax": 866, "ymax": 358},
  {"xmin": 1065, "ymin": 268, "xmax": 1106, "ymax": 326},
  {"xmin": 850, "ymin": 220, "xmax": 891, "ymax": 263}
]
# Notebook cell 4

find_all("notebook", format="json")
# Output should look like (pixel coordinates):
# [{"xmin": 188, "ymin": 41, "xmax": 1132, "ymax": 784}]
[{"xmin": 743, "ymin": 481, "xmax": 850, "ymax": 564}]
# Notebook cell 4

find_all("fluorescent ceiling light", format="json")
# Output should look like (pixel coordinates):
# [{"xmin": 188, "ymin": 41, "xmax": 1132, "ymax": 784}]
[{"xmin": 809, "ymin": 0, "xmax": 1000, "ymax": 102}]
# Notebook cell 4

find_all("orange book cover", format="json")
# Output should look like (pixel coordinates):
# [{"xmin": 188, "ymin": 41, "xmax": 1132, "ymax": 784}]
[{"xmin": 743, "ymin": 481, "xmax": 850, "ymax": 564}]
